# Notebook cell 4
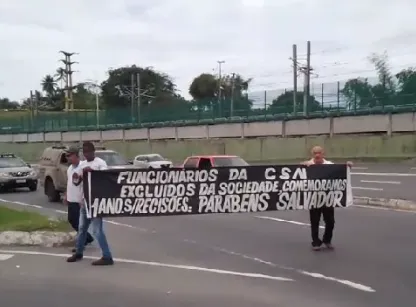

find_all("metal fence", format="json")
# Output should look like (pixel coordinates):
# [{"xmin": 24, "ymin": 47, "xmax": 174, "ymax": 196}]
[{"xmin": 1, "ymin": 78, "xmax": 415, "ymax": 134}]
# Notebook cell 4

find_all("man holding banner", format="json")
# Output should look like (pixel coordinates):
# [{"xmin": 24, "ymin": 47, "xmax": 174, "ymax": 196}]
[
  {"xmin": 303, "ymin": 146, "xmax": 353, "ymax": 251},
  {"xmin": 66, "ymin": 142, "xmax": 114, "ymax": 266}
]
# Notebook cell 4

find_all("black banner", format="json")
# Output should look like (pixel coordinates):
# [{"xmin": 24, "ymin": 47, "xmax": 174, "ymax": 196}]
[{"xmin": 83, "ymin": 165, "xmax": 352, "ymax": 218}]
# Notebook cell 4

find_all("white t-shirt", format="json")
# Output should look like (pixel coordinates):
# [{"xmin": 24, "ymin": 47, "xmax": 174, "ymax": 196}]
[
  {"xmin": 66, "ymin": 161, "xmax": 86, "ymax": 203},
  {"xmin": 81, "ymin": 157, "xmax": 108, "ymax": 207},
  {"xmin": 308, "ymin": 158, "xmax": 333, "ymax": 165},
  {"xmin": 82, "ymin": 157, "xmax": 108, "ymax": 171}
]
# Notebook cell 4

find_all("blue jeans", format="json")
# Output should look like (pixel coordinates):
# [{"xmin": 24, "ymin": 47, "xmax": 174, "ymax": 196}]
[{"xmin": 76, "ymin": 206, "xmax": 112, "ymax": 259}]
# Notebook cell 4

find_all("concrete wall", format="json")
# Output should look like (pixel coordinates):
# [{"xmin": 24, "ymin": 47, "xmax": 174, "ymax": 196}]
[{"xmin": 1, "ymin": 113, "xmax": 416, "ymax": 162}]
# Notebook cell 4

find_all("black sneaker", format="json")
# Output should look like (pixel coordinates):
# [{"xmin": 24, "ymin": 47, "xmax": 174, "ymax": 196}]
[
  {"xmin": 67, "ymin": 254, "xmax": 83, "ymax": 262},
  {"xmin": 91, "ymin": 257, "xmax": 114, "ymax": 266}
]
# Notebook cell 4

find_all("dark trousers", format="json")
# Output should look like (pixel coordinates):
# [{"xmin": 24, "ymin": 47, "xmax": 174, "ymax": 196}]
[
  {"xmin": 67, "ymin": 202, "xmax": 94, "ymax": 244},
  {"xmin": 309, "ymin": 207, "xmax": 335, "ymax": 247}
]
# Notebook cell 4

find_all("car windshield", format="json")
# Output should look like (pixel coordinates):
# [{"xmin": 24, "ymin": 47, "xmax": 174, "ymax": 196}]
[
  {"xmin": 213, "ymin": 157, "xmax": 249, "ymax": 167},
  {"xmin": 94, "ymin": 152, "xmax": 128, "ymax": 166},
  {"xmin": 0, "ymin": 157, "xmax": 27, "ymax": 168},
  {"xmin": 147, "ymin": 154, "xmax": 165, "ymax": 162}
]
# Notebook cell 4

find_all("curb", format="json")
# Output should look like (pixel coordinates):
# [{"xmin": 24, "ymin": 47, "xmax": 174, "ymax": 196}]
[
  {"xmin": 0, "ymin": 231, "xmax": 76, "ymax": 247},
  {"xmin": 353, "ymin": 196, "xmax": 416, "ymax": 211}
]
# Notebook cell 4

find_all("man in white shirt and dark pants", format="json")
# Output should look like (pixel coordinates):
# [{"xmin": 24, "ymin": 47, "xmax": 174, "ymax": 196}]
[
  {"xmin": 64, "ymin": 146, "xmax": 94, "ymax": 252},
  {"xmin": 67, "ymin": 142, "xmax": 114, "ymax": 266},
  {"xmin": 302, "ymin": 146, "xmax": 352, "ymax": 251}
]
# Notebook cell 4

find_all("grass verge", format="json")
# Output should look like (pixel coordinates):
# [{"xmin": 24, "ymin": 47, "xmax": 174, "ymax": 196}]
[{"xmin": 0, "ymin": 204, "xmax": 71, "ymax": 232}]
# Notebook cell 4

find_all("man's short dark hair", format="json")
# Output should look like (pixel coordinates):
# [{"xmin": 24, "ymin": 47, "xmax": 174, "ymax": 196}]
[{"xmin": 82, "ymin": 141, "xmax": 95, "ymax": 151}]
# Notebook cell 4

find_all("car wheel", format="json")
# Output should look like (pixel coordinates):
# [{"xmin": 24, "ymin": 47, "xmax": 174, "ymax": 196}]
[
  {"xmin": 28, "ymin": 183, "xmax": 37, "ymax": 192},
  {"xmin": 45, "ymin": 178, "xmax": 60, "ymax": 202}
]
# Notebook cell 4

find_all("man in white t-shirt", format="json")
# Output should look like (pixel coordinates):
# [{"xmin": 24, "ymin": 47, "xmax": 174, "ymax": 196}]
[
  {"xmin": 64, "ymin": 145, "xmax": 94, "ymax": 252},
  {"xmin": 67, "ymin": 142, "xmax": 114, "ymax": 266},
  {"xmin": 302, "ymin": 146, "xmax": 353, "ymax": 251}
]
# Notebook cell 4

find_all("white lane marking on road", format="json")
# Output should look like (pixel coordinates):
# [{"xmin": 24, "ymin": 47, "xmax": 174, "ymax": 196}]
[
  {"xmin": 0, "ymin": 254, "xmax": 14, "ymax": 261},
  {"xmin": 0, "ymin": 198, "xmax": 42, "ymax": 209},
  {"xmin": 352, "ymin": 187, "xmax": 383, "ymax": 191},
  {"xmin": 0, "ymin": 250, "xmax": 293, "ymax": 282},
  {"xmin": 352, "ymin": 172, "xmax": 416, "ymax": 177},
  {"xmin": 297, "ymin": 270, "xmax": 375, "ymax": 292},
  {"xmin": 255, "ymin": 216, "xmax": 325, "ymax": 229},
  {"xmin": 0, "ymin": 198, "xmax": 149, "ymax": 232},
  {"xmin": 360, "ymin": 180, "xmax": 401, "ymax": 185},
  {"xmin": 352, "ymin": 167, "xmax": 368, "ymax": 170},
  {"xmin": 183, "ymin": 240, "xmax": 376, "ymax": 292},
  {"xmin": 353, "ymin": 204, "xmax": 416, "ymax": 213}
]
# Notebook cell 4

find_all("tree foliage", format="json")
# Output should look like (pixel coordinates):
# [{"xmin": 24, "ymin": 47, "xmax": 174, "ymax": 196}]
[
  {"xmin": 189, "ymin": 73, "xmax": 253, "ymax": 116},
  {"xmin": 341, "ymin": 52, "xmax": 416, "ymax": 109},
  {"xmin": 101, "ymin": 65, "xmax": 182, "ymax": 109},
  {"xmin": 270, "ymin": 91, "xmax": 321, "ymax": 114},
  {"xmin": 0, "ymin": 97, "xmax": 19, "ymax": 110}
]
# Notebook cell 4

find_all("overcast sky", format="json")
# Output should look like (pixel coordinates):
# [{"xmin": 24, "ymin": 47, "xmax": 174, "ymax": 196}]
[{"xmin": 1, "ymin": 0, "xmax": 416, "ymax": 102}]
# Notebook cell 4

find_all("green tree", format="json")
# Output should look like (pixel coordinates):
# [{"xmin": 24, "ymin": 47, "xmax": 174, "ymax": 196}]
[
  {"xmin": 341, "ymin": 78, "xmax": 375, "ymax": 109},
  {"xmin": 0, "ymin": 98, "xmax": 19, "ymax": 109},
  {"xmin": 100, "ymin": 65, "xmax": 189, "ymax": 123},
  {"xmin": 54, "ymin": 68, "xmax": 66, "ymax": 88},
  {"xmin": 41, "ymin": 74, "xmax": 57, "ymax": 97},
  {"xmin": 101, "ymin": 65, "xmax": 179, "ymax": 108},
  {"xmin": 395, "ymin": 68, "xmax": 416, "ymax": 105},
  {"xmin": 340, "ymin": 52, "xmax": 407, "ymax": 109},
  {"xmin": 270, "ymin": 91, "xmax": 321, "ymax": 114},
  {"xmin": 189, "ymin": 73, "xmax": 253, "ymax": 116},
  {"xmin": 40, "ymin": 74, "xmax": 64, "ymax": 110},
  {"xmin": 73, "ymin": 84, "xmax": 97, "ymax": 109}
]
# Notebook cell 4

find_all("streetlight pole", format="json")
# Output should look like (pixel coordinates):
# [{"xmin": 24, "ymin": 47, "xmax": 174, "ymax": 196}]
[
  {"xmin": 137, "ymin": 72, "xmax": 141, "ymax": 125},
  {"xmin": 217, "ymin": 60, "xmax": 225, "ymax": 116},
  {"xmin": 230, "ymin": 73, "xmax": 235, "ymax": 117},
  {"xmin": 83, "ymin": 80, "xmax": 100, "ymax": 128},
  {"xmin": 95, "ymin": 91, "xmax": 99, "ymax": 127}
]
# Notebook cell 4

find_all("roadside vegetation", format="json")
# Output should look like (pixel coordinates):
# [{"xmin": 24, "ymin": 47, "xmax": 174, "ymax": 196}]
[{"xmin": 0, "ymin": 204, "xmax": 70, "ymax": 232}]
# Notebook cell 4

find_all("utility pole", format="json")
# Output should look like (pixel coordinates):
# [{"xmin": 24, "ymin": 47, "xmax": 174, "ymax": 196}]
[
  {"xmin": 115, "ymin": 71, "xmax": 153, "ymax": 125},
  {"xmin": 291, "ymin": 41, "xmax": 313, "ymax": 116},
  {"xmin": 305, "ymin": 41, "xmax": 311, "ymax": 115},
  {"xmin": 130, "ymin": 73, "xmax": 135, "ymax": 120},
  {"xmin": 29, "ymin": 90, "xmax": 34, "ymax": 126},
  {"xmin": 217, "ymin": 60, "xmax": 225, "ymax": 116},
  {"xmin": 59, "ymin": 51, "xmax": 78, "ymax": 111},
  {"xmin": 230, "ymin": 73, "xmax": 235, "ymax": 117},
  {"xmin": 292, "ymin": 44, "xmax": 298, "ymax": 114},
  {"xmin": 136, "ymin": 72, "xmax": 141, "ymax": 125}
]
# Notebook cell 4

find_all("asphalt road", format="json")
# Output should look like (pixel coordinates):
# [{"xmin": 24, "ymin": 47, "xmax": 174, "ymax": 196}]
[
  {"xmin": 349, "ymin": 163, "xmax": 416, "ymax": 201},
  {"xmin": 1, "ymin": 183, "xmax": 416, "ymax": 306}
]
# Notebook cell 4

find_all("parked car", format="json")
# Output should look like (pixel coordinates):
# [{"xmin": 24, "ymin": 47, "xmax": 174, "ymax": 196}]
[
  {"xmin": 0, "ymin": 153, "xmax": 38, "ymax": 192},
  {"xmin": 82, "ymin": 147, "xmax": 136, "ymax": 170},
  {"xmin": 133, "ymin": 154, "xmax": 173, "ymax": 169},
  {"xmin": 181, "ymin": 155, "xmax": 249, "ymax": 168}
]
